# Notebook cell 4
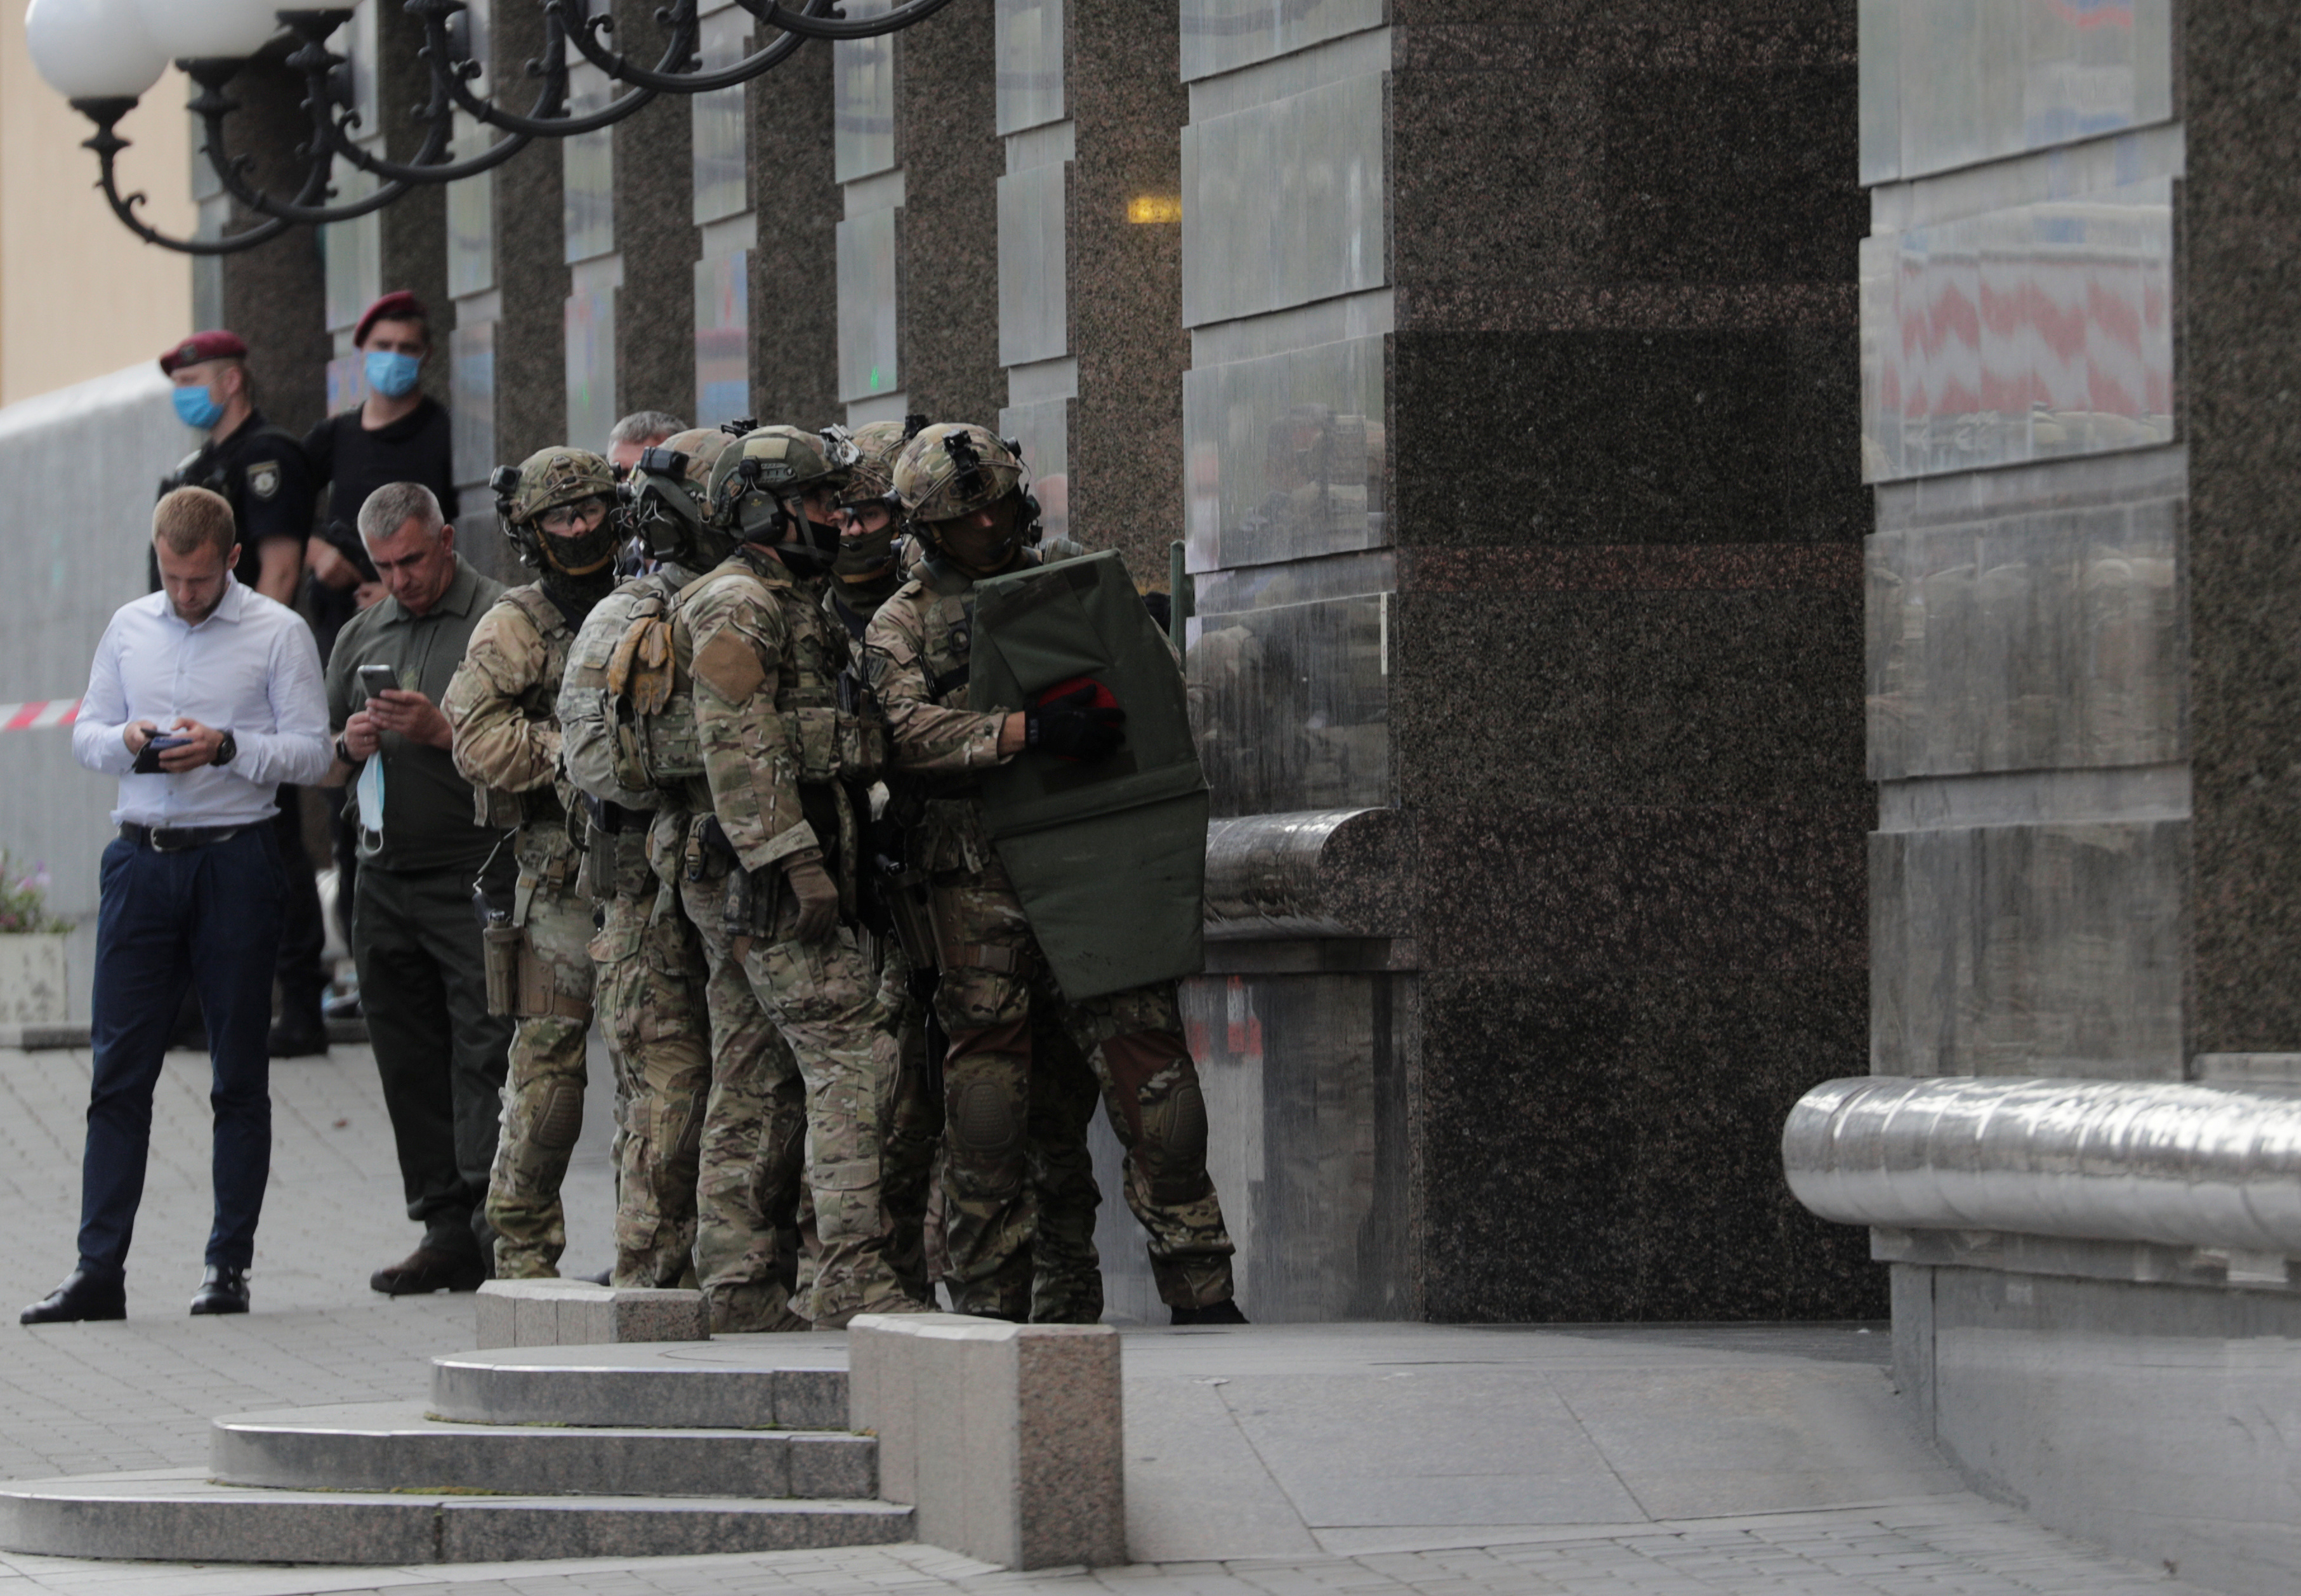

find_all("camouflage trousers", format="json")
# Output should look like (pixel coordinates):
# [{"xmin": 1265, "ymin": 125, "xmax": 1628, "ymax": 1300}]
[
  {"xmin": 590, "ymin": 882, "xmax": 711, "ymax": 1288},
  {"xmin": 929, "ymin": 856, "xmax": 1236, "ymax": 1321},
  {"xmin": 485, "ymin": 864, "xmax": 596, "ymax": 1279},
  {"xmin": 871, "ymin": 940, "xmax": 941, "ymax": 1307},
  {"xmin": 682, "ymin": 848, "xmax": 912, "ymax": 1328}
]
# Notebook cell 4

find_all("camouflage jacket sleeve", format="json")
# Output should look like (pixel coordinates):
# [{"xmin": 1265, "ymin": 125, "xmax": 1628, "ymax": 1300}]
[
  {"xmin": 862, "ymin": 587, "xmax": 1008, "ymax": 774},
  {"xmin": 558, "ymin": 588, "xmax": 656, "ymax": 810},
  {"xmin": 445, "ymin": 597, "xmax": 561, "ymax": 797},
  {"xmin": 685, "ymin": 570, "xmax": 817, "ymax": 873}
]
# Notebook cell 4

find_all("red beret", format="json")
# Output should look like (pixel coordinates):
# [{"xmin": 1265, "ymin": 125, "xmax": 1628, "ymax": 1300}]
[
  {"xmin": 354, "ymin": 291, "xmax": 427, "ymax": 346},
  {"xmin": 158, "ymin": 330, "xmax": 247, "ymax": 376}
]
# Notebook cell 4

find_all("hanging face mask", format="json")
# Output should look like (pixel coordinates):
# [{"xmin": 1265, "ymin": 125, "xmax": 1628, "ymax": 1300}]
[
  {"xmin": 171, "ymin": 385, "xmax": 224, "ymax": 430},
  {"xmin": 364, "ymin": 350, "xmax": 423, "ymax": 399}
]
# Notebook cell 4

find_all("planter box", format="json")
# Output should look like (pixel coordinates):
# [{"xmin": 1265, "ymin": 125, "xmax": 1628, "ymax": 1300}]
[{"xmin": 0, "ymin": 933, "xmax": 67, "ymax": 1026}]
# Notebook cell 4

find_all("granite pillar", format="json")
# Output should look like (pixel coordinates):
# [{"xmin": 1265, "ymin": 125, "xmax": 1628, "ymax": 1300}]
[
  {"xmin": 375, "ymin": 0, "xmax": 449, "ymax": 415},
  {"xmin": 893, "ymin": 0, "xmax": 1001, "ymax": 426},
  {"xmin": 610, "ymin": 0, "xmax": 699, "ymax": 424},
  {"xmin": 214, "ymin": 56, "xmax": 329, "ymax": 439},
  {"xmin": 748, "ymin": 37, "xmax": 840, "ymax": 424},
  {"xmin": 488, "ymin": 0, "xmax": 569, "ymax": 475},
  {"xmin": 2185, "ymin": 6, "xmax": 2301, "ymax": 1056}
]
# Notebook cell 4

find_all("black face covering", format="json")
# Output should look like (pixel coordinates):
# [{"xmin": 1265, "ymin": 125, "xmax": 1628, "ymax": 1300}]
[{"xmin": 762, "ymin": 498, "xmax": 840, "ymax": 575}]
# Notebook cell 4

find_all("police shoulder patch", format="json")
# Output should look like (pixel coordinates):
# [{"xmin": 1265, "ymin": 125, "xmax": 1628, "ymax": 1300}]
[{"xmin": 247, "ymin": 461, "xmax": 282, "ymax": 501}]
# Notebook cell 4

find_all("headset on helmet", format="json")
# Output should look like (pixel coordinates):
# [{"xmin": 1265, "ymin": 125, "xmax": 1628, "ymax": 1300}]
[
  {"xmin": 704, "ymin": 424, "xmax": 857, "ymax": 574},
  {"xmin": 492, "ymin": 446, "xmax": 621, "ymax": 579},
  {"xmin": 619, "ymin": 427, "xmax": 739, "ymax": 572}
]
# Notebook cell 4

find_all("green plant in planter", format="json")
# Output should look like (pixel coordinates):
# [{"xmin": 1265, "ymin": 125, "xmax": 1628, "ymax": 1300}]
[{"xmin": 0, "ymin": 852, "xmax": 67, "ymax": 935}]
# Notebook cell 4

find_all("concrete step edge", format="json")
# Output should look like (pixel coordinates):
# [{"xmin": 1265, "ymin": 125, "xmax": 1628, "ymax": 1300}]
[
  {"xmin": 0, "ymin": 1471, "xmax": 912, "ymax": 1566},
  {"xmin": 428, "ymin": 1349, "xmax": 848, "ymax": 1430},
  {"xmin": 210, "ymin": 1402, "xmax": 877, "ymax": 1500}
]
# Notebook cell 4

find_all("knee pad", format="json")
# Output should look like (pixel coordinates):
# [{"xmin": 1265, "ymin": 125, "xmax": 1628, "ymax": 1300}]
[
  {"xmin": 535, "ymin": 1081, "xmax": 585, "ymax": 1152},
  {"xmin": 948, "ymin": 1074, "xmax": 1024, "ymax": 1163},
  {"xmin": 1140, "ymin": 1079, "xmax": 1211, "ymax": 1204}
]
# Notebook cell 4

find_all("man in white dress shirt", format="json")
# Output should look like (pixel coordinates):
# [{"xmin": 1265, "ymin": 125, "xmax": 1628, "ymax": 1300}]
[{"xmin": 21, "ymin": 487, "xmax": 331, "ymax": 1324}]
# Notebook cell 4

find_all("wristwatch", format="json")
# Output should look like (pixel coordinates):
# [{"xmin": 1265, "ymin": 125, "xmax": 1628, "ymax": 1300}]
[{"xmin": 212, "ymin": 729, "xmax": 238, "ymax": 767}]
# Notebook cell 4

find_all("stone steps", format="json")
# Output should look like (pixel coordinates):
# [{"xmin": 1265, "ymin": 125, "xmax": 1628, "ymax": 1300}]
[
  {"xmin": 0, "ymin": 1469, "xmax": 912, "ymax": 1565},
  {"xmin": 428, "ymin": 1336, "xmax": 849, "ymax": 1428},
  {"xmin": 212, "ymin": 1401, "xmax": 876, "ymax": 1500},
  {"xmin": 0, "ymin": 1336, "xmax": 900, "ymax": 1566}
]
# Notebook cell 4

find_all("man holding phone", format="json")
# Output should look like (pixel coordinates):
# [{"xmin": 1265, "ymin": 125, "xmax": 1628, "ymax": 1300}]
[
  {"xmin": 24, "ymin": 487, "xmax": 331, "ymax": 1324},
  {"xmin": 320, "ymin": 482, "xmax": 513, "ymax": 1296}
]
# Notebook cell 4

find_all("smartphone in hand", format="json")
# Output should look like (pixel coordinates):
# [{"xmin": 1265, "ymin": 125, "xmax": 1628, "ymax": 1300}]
[
  {"xmin": 133, "ymin": 734, "xmax": 192, "ymax": 775},
  {"xmin": 358, "ymin": 663, "xmax": 399, "ymax": 702}
]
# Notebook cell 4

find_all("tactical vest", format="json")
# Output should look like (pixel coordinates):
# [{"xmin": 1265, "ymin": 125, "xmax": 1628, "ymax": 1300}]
[
  {"xmin": 660, "ymin": 551, "xmax": 888, "ymax": 795},
  {"xmin": 909, "ymin": 548, "xmax": 1045, "ymax": 711},
  {"xmin": 468, "ymin": 585, "xmax": 582, "ymax": 856}
]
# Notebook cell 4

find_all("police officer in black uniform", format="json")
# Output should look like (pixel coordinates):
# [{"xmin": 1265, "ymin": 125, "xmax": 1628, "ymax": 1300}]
[{"xmin": 155, "ymin": 331, "xmax": 331, "ymax": 1057}]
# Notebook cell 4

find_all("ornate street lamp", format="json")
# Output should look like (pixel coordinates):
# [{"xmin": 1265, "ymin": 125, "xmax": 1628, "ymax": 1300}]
[{"xmin": 25, "ymin": 0, "xmax": 952, "ymax": 255}]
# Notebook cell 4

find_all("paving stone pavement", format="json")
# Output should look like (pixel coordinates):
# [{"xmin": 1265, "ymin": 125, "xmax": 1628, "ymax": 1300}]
[{"xmin": 0, "ymin": 1047, "xmax": 2207, "ymax": 1596}]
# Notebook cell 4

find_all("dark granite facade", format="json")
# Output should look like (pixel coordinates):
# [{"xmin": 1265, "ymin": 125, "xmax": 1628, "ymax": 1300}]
[
  {"xmin": 749, "ymin": 43, "xmax": 840, "ymax": 425},
  {"xmin": 215, "ymin": 58, "xmax": 329, "ymax": 439},
  {"xmin": 2183, "ymin": 6, "xmax": 2301, "ymax": 1055},
  {"xmin": 1384, "ymin": 3, "xmax": 1880, "ymax": 1320},
  {"xmin": 1066, "ymin": 1, "xmax": 1187, "ymax": 587},
  {"xmin": 611, "ymin": 0, "xmax": 701, "ymax": 424},
  {"xmin": 893, "ymin": 0, "xmax": 1002, "ymax": 426},
  {"xmin": 376, "ymin": 0, "xmax": 449, "ymax": 413},
  {"xmin": 486, "ymin": 2, "xmax": 569, "ymax": 478}
]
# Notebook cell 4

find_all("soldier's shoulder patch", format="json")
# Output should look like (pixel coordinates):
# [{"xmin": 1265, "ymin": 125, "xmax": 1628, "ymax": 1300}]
[
  {"xmin": 246, "ymin": 460, "xmax": 282, "ymax": 501},
  {"xmin": 691, "ymin": 628, "xmax": 767, "ymax": 704}
]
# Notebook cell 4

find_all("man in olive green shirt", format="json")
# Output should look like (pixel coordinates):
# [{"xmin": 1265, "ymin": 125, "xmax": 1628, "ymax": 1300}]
[{"xmin": 323, "ymin": 482, "xmax": 513, "ymax": 1295}]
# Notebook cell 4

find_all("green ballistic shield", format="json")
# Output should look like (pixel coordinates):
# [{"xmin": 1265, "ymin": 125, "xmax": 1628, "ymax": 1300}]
[{"xmin": 968, "ymin": 550, "xmax": 1208, "ymax": 1001}]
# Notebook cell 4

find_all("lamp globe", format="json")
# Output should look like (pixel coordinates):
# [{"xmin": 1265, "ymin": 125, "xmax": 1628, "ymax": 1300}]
[{"xmin": 26, "ymin": 0, "xmax": 169, "ymax": 100}]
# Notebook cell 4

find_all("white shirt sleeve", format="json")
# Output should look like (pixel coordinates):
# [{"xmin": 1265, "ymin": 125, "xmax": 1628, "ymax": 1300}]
[
  {"xmin": 72, "ymin": 612, "xmax": 135, "ymax": 777},
  {"xmin": 234, "ymin": 613, "xmax": 334, "ymax": 788}
]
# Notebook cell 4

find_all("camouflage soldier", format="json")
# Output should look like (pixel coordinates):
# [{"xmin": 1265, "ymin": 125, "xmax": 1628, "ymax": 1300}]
[
  {"xmin": 821, "ymin": 416, "xmax": 944, "ymax": 1303},
  {"xmin": 661, "ymin": 424, "xmax": 914, "ymax": 1327},
  {"xmin": 557, "ymin": 429, "xmax": 744, "ymax": 1290},
  {"xmin": 863, "ymin": 425, "xmax": 1245, "ymax": 1325},
  {"xmin": 444, "ymin": 447, "xmax": 622, "ymax": 1279}
]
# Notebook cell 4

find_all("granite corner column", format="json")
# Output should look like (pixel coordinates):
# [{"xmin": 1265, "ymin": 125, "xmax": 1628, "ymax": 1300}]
[
  {"xmin": 745, "ymin": 27, "xmax": 839, "ymax": 425},
  {"xmin": 1387, "ymin": 2, "xmax": 1876, "ymax": 1324},
  {"xmin": 608, "ymin": 0, "xmax": 701, "ymax": 425},
  {"xmin": 487, "ymin": 0, "xmax": 570, "ymax": 484}
]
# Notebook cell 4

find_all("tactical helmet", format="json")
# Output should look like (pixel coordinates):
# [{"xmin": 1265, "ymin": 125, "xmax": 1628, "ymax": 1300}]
[
  {"xmin": 838, "ymin": 414, "xmax": 925, "ymax": 510},
  {"xmin": 622, "ymin": 427, "xmax": 737, "ymax": 571},
  {"xmin": 706, "ymin": 423, "xmax": 860, "ymax": 572},
  {"xmin": 890, "ymin": 424, "xmax": 1041, "ymax": 569},
  {"xmin": 494, "ymin": 446, "xmax": 621, "ymax": 577}
]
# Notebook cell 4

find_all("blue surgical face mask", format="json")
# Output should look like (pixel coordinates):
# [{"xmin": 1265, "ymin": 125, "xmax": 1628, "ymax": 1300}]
[
  {"xmin": 172, "ymin": 385, "xmax": 224, "ymax": 430},
  {"xmin": 364, "ymin": 350, "xmax": 422, "ymax": 399}
]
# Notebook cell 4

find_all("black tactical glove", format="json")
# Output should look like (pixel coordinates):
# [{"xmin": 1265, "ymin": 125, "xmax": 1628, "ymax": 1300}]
[
  {"xmin": 1025, "ymin": 683, "xmax": 1126, "ymax": 762},
  {"xmin": 782, "ymin": 848, "xmax": 841, "ymax": 942}
]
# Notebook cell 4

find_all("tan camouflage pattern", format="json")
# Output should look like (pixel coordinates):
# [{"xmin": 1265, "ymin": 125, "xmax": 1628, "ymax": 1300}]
[
  {"xmin": 446, "ymin": 586, "xmax": 595, "ymax": 1279},
  {"xmin": 591, "ymin": 878, "xmax": 711, "ymax": 1288},
  {"xmin": 484, "ymin": 866, "xmax": 596, "ymax": 1277},
  {"xmin": 888, "ymin": 424, "xmax": 1022, "ymax": 524},
  {"xmin": 671, "ymin": 553, "xmax": 914, "ymax": 1326},
  {"xmin": 675, "ymin": 550, "xmax": 834, "ymax": 873},
  {"xmin": 865, "ymin": 569, "xmax": 1238, "ymax": 1319}
]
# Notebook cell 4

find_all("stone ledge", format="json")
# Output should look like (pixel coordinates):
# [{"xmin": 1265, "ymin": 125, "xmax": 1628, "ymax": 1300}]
[
  {"xmin": 475, "ymin": 1280, "xmax": 711, "ymax": 1348},
  {"xmin": 0, "ymin": 1022, "xmax": 88, "ymax": 1051},
  {"xmin": 847, "ymin": 1312, "xmax": 1122, "ymax": 1571}
]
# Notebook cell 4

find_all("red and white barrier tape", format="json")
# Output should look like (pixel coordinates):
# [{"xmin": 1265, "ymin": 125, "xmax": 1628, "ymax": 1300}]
[{"xmin": 0, "ymin": 699, "xmax": 81, "ymax": 731}]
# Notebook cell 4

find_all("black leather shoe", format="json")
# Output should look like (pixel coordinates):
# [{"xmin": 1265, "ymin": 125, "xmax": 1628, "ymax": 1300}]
[
  {"xmin": 190, "ymin": 1265, "xmax": 249, "ymax": 1316},
  {"xmin": 1171, "ymin": 1298, "xmax": 1249, "ymax": 1326},
  {"xmin": 267, "ymin": 1022, "xmax": 329, "ymax": 1059},
  {"xmin": 20, "ymin": 1269, "xmax": 126, "ymax": 1325},
  {"xmin": 369, "ymin": 1246, "xmax": 488, "ymax": 1296}
]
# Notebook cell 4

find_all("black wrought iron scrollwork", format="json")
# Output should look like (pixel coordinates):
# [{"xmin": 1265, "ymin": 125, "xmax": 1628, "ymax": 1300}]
[{"xmin": 69, "ymin": 0, "xmax": 947, "ymax": 255}]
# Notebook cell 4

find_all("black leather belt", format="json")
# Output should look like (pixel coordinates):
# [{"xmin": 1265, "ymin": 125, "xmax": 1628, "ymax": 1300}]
[{"xmin": 121, "ymin": 822, "xmax": 244, "ymax": 852}]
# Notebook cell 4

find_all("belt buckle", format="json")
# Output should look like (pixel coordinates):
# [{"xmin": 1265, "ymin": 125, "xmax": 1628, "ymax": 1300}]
[{"xmin": 147, "ymin": 828, "xmax": 187, "ymax": 853}]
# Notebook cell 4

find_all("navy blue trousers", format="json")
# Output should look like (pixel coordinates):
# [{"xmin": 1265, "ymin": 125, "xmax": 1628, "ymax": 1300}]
[{"xmin": 81, "ymin": 826, "xmax": 284, "ymax": 1279}]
